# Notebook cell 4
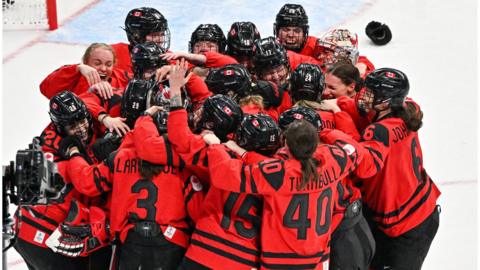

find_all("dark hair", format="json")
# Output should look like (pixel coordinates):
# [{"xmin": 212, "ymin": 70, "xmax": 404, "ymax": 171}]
[
  {"xmin": 139, "ymin": 159, "xmax": 164, "ymax": 180},
  {"xmin": 284, "ymin": 120, "xmax": 319, "ymax": 190},
  {"xmin": 327, "ymin": 61, "xmax": 363, "ymax": 92},
  {"xmin": 392, "ymin": 101, "xmax": 423, "ymax": 131}
]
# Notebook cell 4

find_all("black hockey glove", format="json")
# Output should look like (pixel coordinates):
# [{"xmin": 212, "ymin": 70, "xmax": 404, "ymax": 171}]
[
  {"xmin": 365, "ymin": 21, "xmax": 392, "ymax": 46},
  {"xmin": 58, "ymin": 135, "xmax": 87, "ymax": 160},
  {"xmin": 92, "ymin": 132, "xmax": 122, "ymax": 161}
]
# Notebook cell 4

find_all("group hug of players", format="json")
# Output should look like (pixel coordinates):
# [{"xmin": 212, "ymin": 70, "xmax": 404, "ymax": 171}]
[{"xmin": 12, "ymin": 3, "xmax": 441, "ymax": 270}]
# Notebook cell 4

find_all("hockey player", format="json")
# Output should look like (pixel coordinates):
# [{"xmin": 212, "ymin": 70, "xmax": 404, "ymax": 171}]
[
  {"xmin": 40, "ymin": 43, "xmax": 129, "ymax": 100},
  {"xmin": 273, "ymin": 3, "xmax": 318, "ymax": 56},
  {"xmin": 14, "ymin": 91, "xmax": 109, "ymax": 269},
  {"xmin": 290, "ymin": 63, "xmax": 360, "ymax": 139},
  {"xmin": 206, "ymin": 119, "xmax": 369, "ymax": 269},
  {"xmin": 323, "ymin": 61, "xmax": 364, "ymax": 99},
  {"xmin": 54, "ymin": 108, "xmax": 205, "ymax": 270},
  {"xmin": 345, "ymin": 68, "xmax": 441, "ymax": 270},
  {"xmin": 189, "ymin": 24, "xmax": 227, "ymax": 54},
  {"xmin": 204, "ymin": 63, "xmax": 251, "ymax": 102},
  {"xmin": 226, "ymin": 21, "xmax": 261, "ymax": 75},
  {"xmin": 112, "ymin": 7, "xmax": 171, "ymax": 72}
]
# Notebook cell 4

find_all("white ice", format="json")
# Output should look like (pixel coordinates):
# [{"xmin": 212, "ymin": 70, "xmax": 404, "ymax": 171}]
[{"xmin": 2, "ymin": 0, "xmax": 477, "ymax": 269}]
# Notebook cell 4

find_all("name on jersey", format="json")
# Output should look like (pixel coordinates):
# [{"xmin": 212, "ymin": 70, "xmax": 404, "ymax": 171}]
[
  {"xmin": 289, "ymin": 166, "xmax": 338, "ymax": 191},
  {"xmin": 115, "ymin": 158, "xmax": 178, "ymax": 174},
  {"xmin": 392, "ymin": 123, "xmax": 409, "ymax": 143}
]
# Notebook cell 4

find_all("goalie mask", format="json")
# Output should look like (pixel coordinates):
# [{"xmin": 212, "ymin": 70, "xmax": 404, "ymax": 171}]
[{"xmin": 314, "ymin": 29, "xmax": 359, "ymax": 68}]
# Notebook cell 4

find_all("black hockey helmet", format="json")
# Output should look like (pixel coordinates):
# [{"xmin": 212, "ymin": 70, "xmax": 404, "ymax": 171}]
[
  {"xmin": 200, "ymin": 94, "xmax": 243, "ymax": 141},
  {"xmin": 121, "ymin": 78, "xmax": 158, "ymax": 128},
  {"xmin": 124, "ymin": 7, "xmax": 170, "ymax": 50},
  {"xmin": 248, "ymin": 80, "xmax": 284, "ymax": 109},
  {"xmin": 189, "ymin": 24, "xmax": 227, "ymax": 53},
  {"xmin": 153, "ymin": 110, "xmax": 169, "ymax": 134},
  {"xmin": 131, "ymin": 41, "xmax": 168, "ymax": 79},
  {"xmin": 205, "ymin": 64, "xmax": 252, "ymax": 101},
  {"xmin": 235, "ymin": 114, "xmax": 281, "ymax": 154},
  {"xmin": 252, "ymin": 37, "xmax": 290, "ymax": 75},
  {"xmin": 226, "ymin": 21, "xmax": 261, "ymax": 57},
  {"xmin": 365, "ymin": 21, "xmax": 392, "ymax": 46},
  {"xmin": 274, "ymin": 4, "xmax": 309, "ymax": 49},
  {"xmin": 290, "ymin": 63, "xmax": 325, "ymax": 102},
  {"xmin": 364, "ymin": 68, "xmax": 409, "ymax": 110},
  {"xmin": 49, "ymin": 91, "xmax": 93, "ymax": 138},
  {"xmin": 278, "ymin": 106, "xmax": 322, "ymax": 131}
]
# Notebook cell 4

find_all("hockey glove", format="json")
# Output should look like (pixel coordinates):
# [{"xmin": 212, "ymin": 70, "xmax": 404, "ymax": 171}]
[
  {"xmin": 92, "ymin": 131, "xmax": 122, "ymax": 161},
  {"xmin": 365, "ymin": 21, "xmax": 392, "ymax": 46},
  {"xmin": 46, "ymin": 200, "xmax": 110, "ymax": 257},
  {"xmin": 58, "ymin": 135, "xmax": 87, "ymax": 160}
]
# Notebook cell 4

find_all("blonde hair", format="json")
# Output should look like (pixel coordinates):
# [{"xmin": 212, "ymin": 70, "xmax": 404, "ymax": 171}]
[
  {"xmin": 294, "ymin": 99, "xmax": 333, "ymax": 111},
  {"xmin": 82, "ymin": 43, "xmax": 116, "ymax": 64},
  {"xmin": 239, "ymin": 95, "xmax": 265, "ymax": 111}
]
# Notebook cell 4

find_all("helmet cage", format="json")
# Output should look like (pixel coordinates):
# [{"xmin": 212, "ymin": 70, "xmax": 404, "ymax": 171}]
[
  {"xmin": 227, "ymin": 22, "xmax": 261, "ymax": 57},
  {"xmin": 125, "ymin": 7, "xmax": 171, "ymax": 50},
  {"xmin": 189, "ymin": 24, "xmax": 227, "ymax": 53},
  {"xmin": 49, "ymin": 91, "xmax": 93, "ymax": 138}
]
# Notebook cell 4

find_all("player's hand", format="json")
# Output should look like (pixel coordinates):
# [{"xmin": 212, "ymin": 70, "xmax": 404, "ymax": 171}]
[
  {"xmin": 58, "ymin": 136, "xmax": 85, "ymax": 160},
  {"xmin": 319, "ymin": 99, "xmax": 341, "ymax": 113},
  {"xmin": 201, "ymin": 130, "xmax": 220, "ymax": 145},
  {"xmin": 89, "ymin": 81, "xmax": 113, "ymax": 100},
  {"xmin": 223, "ymin": 140, "xmax": 247, "ymax": 157},
  {"xmin": 161, "ymin": 51, "xmax": 188, "ymax": 61},
  {"xmin": 169, "ymin": 59, "xmax": 192, "ymax": 93},
  {"xmin": 102, "ymin": 116, "xmax": 130, "ymax": 137},
  {"xmin": 155, "ymin": 65, "xmax": 172, "ymax": 83},
  {"xmin": 78, "ymin": 64, "xmax": 101, "ymax": 86}
]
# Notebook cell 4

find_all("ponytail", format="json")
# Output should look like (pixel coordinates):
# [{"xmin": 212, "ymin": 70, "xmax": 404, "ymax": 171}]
[
  {"xmin": 284, "ymin": 120, "xmax": 319, "ymax": 190},
  {"xmin": 392, "ymin": 102, "xmax": 423, "ymax": 131}
]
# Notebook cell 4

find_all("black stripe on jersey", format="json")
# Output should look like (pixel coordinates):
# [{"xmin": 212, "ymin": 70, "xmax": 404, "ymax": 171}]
[
  {"xmin": 336, "ymin": 181, "xmax": 349, "ymax": 209},
  {"xmin": 162, "ymin": 134, "xmax": 174, "ymax": 167},
  {"xmin": 261, "ymin": 262, "xmax": 318, "ymax": 269},
  {"xmin": 240, "ymin": 164, "xmax": 246, "ymax": 193},
  {"xmin": 369, "ymin": 170, "xmax": 429, "ymax": 218},
  {"xmin": 106, "ymin": 150, "xmax": 119, "ymax": 173},
  {"xmin": 190, "ymin": 239, "xmax": 259, "ymax": 267},
  {"xmin": 195, "ymin": 229, "xmax": 260, "ymax": 256},
  {"xmin": 185, "ymin": 187, "xmax": 195, "ymax": 206},
  {"xmin": 262, "ymin": 250, "xmax": 325, "ymax": 258},
  {"xmin": 202, "ymin": 154, "xmax": 208, "ymax": 167},
  {"xmin": 23, "ymin": 207, "xmax": 59, "ymax": 227},
  {"xmin": 179, "ymin": 156, "xmax": 186, "ymax": 170},
  {"xmin": 378, "ymin": 178, "xmax": 433, "ymax": 229},
  {"xmin": 192, "ymin": 151, "xmax": 201, "ymax": 166},
  {"xmin": 366, "ymin": 146, "xmax": 383, "ymax": 173},
  {"xmin": 249, "ymin": 166, "xmax": 258, "ymax": 194},
  {"xmin": 20, "ymin": 215, "xmax": 54, "ymax": 235},
  {"xmin": 93, "ymin": 167, "xmax": 106, "ymax": 194}
]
